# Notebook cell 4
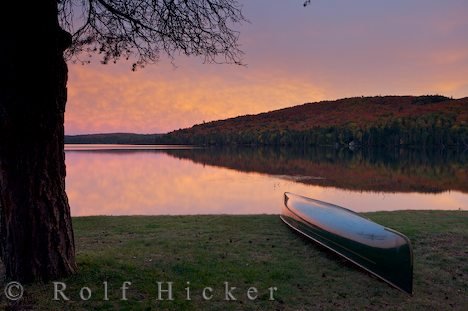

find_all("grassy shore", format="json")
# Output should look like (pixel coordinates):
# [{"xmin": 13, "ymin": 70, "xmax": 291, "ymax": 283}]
[{"xmin": 3, "ymin": 211, "xmax": 467, "ymax": 310}]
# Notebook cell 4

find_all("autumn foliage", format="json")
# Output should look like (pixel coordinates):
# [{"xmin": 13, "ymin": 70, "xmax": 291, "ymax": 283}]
[{"xmin": 163, "ymin": 95, "xmax": 468, "ymax": 147}]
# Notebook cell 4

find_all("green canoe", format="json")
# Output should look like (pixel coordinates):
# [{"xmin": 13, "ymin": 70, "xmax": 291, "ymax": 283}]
[{"xmin": 280, "ymin": 192, "xmax": 413, "ymax": 294}]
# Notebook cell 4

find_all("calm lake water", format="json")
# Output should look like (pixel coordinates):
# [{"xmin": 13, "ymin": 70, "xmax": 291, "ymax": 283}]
[{"xmin": 65, "ymin": 145, "xmax": 468, "ymax": 216}]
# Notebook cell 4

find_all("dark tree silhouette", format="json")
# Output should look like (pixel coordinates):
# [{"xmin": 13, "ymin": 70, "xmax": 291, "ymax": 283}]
[
  {"xmin": 0, "ymin": 0, "xmax": 246, "ymax": 282},
  {"xmin": 60, "ymin": 0, "xmax": 246, "ymax": 68}
]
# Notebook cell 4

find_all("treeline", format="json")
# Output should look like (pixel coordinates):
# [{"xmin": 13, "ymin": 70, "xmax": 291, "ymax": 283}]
[
  {"xmin": 65, "ymin": 96, "xmax": 467, "ymax": 147},
  {"xmin": 65, "ymin": 133, "xmax": 162, "ymax": 144},
  {"xmin": 161, "ymin": 112, "xmax": 467, "ymax": 147}
]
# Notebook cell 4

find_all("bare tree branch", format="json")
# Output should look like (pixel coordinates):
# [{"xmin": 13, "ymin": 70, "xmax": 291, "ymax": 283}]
[{"xmin": 58, "ymin": 0, "xmax": 248, "ymax": 69}]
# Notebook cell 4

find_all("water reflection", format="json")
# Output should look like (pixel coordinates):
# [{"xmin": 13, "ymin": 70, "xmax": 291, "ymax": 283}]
[
  {"xmin": 165, "ymin": 146, "xmax": 468, "ymax": 193},
  {"xmin": 65, "ymin": 146, "xmax": 467, "ymax": 216}
]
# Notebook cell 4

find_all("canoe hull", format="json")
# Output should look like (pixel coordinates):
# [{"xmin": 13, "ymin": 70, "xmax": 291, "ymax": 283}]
[{"xmin": 280, "ymin": 192, "xmax": 413, "ymax": 294}]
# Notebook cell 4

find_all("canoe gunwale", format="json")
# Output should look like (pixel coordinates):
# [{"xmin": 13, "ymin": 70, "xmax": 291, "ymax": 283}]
[{"xmin": 281, "ymin": 193, "xmax": 413, "ymax": 295}]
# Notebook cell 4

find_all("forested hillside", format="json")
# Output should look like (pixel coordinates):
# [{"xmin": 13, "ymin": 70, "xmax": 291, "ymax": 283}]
[{"xmin": 162, "ymin": 95, "xmax": 468, "ymax": 147}]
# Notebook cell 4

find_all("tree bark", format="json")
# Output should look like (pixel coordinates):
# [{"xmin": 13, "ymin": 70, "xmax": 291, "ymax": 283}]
[{"xmin": 0, "ymin": 1, "xmax": 77, "ymax": 281}]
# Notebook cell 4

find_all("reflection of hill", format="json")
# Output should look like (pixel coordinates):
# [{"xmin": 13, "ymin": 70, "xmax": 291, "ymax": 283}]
[{"xmin": 164, "ymin": 147, "xmax": 468, "ymax": 193}]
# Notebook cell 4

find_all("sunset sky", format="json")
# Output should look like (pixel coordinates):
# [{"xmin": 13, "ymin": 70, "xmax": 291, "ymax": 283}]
[{"xmin": 65, "ymin": 0, "xmax": 468, "ymax": 135}]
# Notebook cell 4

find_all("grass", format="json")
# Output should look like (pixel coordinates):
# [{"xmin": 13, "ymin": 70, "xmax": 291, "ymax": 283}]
[{"xmin": 3, "ymin": 211, "xmax": 467, "ymax": 310}]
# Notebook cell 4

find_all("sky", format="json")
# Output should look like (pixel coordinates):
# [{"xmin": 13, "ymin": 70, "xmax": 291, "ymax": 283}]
[{"xmin": 65, "ymin": 0, "xmax": 468, "ymax": 135}]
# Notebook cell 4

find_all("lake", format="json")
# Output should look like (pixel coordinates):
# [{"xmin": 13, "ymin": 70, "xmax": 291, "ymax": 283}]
[{"xmin": 65, "ymin": 145, "xmax": 467, "ymax": 216}]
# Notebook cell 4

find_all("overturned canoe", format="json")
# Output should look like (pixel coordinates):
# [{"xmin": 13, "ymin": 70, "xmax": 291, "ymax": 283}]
[{"xmin": 280, "ymin": 192, "xmax": 413, "ymax": 294}]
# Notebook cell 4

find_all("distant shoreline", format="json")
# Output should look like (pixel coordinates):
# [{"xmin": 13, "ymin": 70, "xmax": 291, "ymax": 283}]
[{"xmin": 66, "ymin": 95, "xmax": 468, "ymax": 147}]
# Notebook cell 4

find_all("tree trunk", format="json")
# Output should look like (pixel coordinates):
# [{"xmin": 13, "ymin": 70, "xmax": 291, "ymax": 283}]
[{"xmin": 0, "ymin": 1, "xmax": 77, "ymax": 281}]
